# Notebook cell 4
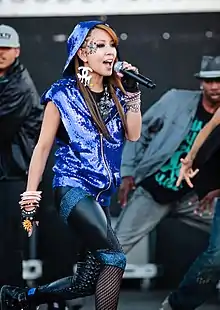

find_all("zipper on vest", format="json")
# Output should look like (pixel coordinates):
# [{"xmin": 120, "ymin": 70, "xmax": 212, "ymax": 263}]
[{"xmin": 96, "ymin": 133, "xmax": 112, "ymax": 201}]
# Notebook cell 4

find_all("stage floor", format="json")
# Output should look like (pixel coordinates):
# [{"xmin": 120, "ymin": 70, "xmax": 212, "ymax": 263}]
[{"xmin": 82, "ymin": 290, "xmax": 219, "ymax": 310}]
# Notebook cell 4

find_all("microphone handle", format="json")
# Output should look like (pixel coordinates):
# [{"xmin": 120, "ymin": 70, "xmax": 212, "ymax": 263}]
[{"xmin": 123, "ymin": 70, "xmax": 156, "ymax": 89}]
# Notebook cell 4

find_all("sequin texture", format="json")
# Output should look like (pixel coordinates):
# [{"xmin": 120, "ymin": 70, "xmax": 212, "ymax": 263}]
[
  {"xmin": 41, "ymin": 21, "xmax": 126, "ymax": 207},
  {"xmin": 96, "ymin": 250, "xmax": 126, "ymax": 270},
  {"xmin": 41, "ymin": 77, "xmax": 125, "ymax": 207},
  {"xmin": 60, "ymin": 187, "xmax": 89, "ymax": 223}
]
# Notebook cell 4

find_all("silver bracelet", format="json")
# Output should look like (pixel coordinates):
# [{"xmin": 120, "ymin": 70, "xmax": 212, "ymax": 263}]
[
  {"xmin": 126, "ymin": 102, "xmax": 141, "ymax": 113},
  {"xmin": 124, "ymin": 91, "xmax": 141, "ymax": 102},
  {"xmin": 125, "ymin": 91, "xmax": 141, "ymax": 113}
]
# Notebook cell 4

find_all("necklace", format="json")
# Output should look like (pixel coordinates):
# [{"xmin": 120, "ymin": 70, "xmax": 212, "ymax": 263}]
[{"xmin": 96, "ymin": 86, "xmax": 113, "ymax": 120}]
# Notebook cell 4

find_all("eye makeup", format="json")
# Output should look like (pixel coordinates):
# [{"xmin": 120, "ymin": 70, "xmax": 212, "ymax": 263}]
[{"xmin": 86, "ymin": 40, "xmax": 116, "ymax": 55}]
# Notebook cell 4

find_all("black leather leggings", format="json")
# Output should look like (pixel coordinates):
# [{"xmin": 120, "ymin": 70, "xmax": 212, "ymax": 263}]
[
  {"xmin": 29, "ymin": 187, "xmax": 126, "ymax": 308},
  {"xmin": 54, "ymin": 186, "xmax": 125, "ymax": 263}
]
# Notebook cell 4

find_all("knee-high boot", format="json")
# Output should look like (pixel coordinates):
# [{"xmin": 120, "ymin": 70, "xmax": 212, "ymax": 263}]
[{"xmin": 0, "ymin": 252, "xmax": 102, "ymax": 310}]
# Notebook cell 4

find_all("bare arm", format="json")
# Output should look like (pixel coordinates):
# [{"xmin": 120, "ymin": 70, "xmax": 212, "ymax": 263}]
[
  {"xmin": 26, "ymin": 101, "xmax": 60, "ymax": 191},
  {"xmin": 124, "ymin": 90, "xmax": 142, "ymax": 141},
  {"xmin": 118, "ymin": 62, "xmax": 142, "ymax": 141},
  {"xmin": 176, "ymin": 107, "xmax": 220, "ymax": 188},
  {"xmin": 125, "ymin": 109, "xmax": 142, "ymax": 141},
  {"xmin": 186, "ymin": 107, "xmax": 220, "ymax": 161}
]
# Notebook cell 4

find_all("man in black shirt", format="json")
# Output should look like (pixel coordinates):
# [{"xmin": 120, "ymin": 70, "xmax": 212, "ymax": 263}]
[
  {"xmin": 0, "ymin": 25, "xmax": 84, "ymax": 310},
  {"xmin": 140, "ymin": 100, "xmax": 213, "ymax": 204},
  {"xmin": 0, "ymin": 24, "xmax": 43, "ymax": 288},
  {"xmin": 115, "ymin": 56, "xmax": 220, "ymax": 256},
  {"xmin": 160, "ymin": 56, "xmax": 220, "ymax": 310}
]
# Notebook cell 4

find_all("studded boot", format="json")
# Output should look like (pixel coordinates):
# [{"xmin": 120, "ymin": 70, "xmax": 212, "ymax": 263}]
[{"xmin": 0, "ymin": 252, "xmax": 102, "ymax": 309}]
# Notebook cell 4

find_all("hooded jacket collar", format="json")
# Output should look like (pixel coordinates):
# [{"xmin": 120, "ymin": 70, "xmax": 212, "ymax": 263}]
[{"xmin": 63, "ymin": 20, "xmax": 105, "ymax": 76}]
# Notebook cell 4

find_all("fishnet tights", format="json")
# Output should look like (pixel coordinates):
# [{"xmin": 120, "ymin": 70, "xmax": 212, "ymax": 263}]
[{"xmin": 95, "ymin": 265, "xmax": 124, "ymax": 310}]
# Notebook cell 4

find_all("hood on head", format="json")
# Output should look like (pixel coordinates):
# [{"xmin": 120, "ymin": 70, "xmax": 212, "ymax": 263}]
[{"xmin": 63, "ymin": 20, "xmax": 105, "ymax": 76}]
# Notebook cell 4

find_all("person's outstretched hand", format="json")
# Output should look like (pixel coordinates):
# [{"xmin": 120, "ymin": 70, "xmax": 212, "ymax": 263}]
[
  {"xmin": 176, "ymin": 157, "xmax": 199, "ymax": 188},
  {"xmin": 195, "ymin": 189, "xmax": 220, "ymax": 216}
]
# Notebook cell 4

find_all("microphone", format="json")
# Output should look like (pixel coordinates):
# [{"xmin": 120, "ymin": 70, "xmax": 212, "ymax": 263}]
[{"xmin": 114, "ymin": 61, "xmax": 156, "ymax": 89}]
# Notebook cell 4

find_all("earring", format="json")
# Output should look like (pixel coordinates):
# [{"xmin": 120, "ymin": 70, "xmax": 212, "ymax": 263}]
[{"xmin": 77, "ymin": 66, "xmax": 93, "ymax": 87}]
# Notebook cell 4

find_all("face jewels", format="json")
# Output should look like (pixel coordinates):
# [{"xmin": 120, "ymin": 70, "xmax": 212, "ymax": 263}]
[
  {"xmin": 86, "ymin": 41, "xmax": 116, "ymax": 55},
  {"xmin": 86, "ymin": 41, "xmax": 98, "ymax": 55}
]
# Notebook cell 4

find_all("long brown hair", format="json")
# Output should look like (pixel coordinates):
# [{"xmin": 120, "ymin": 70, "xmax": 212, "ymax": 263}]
[{"xmin": 74, "ymin": 24, "xmax": 127, "ymax": 138}]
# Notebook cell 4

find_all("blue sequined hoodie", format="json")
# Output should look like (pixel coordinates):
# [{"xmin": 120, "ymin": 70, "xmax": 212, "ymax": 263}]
[{"xmin": 41, "ymin": 21, "xmax": 126, "ymax": 207}]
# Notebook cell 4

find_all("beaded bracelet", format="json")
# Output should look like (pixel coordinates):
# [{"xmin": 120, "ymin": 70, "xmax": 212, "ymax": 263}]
[
  {"xmin": 19, "ymin": 191, "xmax": 42, "ymax": 236},
  {"xmin": 126, "ymin": 102, "xmax": 141, "ymax": 113},
  {"xmin": 125, "ymin": 91, "xmax": 141, "ymax": 113}
]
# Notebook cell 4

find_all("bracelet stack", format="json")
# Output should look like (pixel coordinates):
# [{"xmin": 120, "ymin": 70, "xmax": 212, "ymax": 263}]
[
  {"xmin": 125, "ymin": 91, "xmax": 141, "ymax": 113},
  {"xmin": 19, "ymin": 191, "xmax": 42, "ymax": 235}
]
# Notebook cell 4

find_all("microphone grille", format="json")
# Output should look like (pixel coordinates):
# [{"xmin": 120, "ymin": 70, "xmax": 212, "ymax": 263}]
[{"xmin": 114, "ymin": 61, "xmax": 123, "ymax": 73}]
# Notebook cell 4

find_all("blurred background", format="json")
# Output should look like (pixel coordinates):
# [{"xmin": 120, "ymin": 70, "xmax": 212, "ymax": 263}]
[{"xmin": 1, "ymin": 1, "xmax": 220, "ymax": 309}]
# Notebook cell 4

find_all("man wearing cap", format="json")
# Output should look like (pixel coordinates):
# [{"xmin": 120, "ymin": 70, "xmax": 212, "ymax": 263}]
[
  {"xmin": 0, "ymin": 25, "xmax": 85, "ymax": 310},
  {"xmin": 0, "ymin": 24, "xmax": 43, "ymax": 288},
  {"xmin": 115, "ymin": 56, "xmax": 220, "ymax": 259},
  {"xmin": 160, "ymin": 56, "xmax": 220, "ymax": 309}
]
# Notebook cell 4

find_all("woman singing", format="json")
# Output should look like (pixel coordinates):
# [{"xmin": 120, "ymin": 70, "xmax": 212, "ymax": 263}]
[{"xmin": 0, "ymin": 20, "xmax": 142, "ymax": 310}]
